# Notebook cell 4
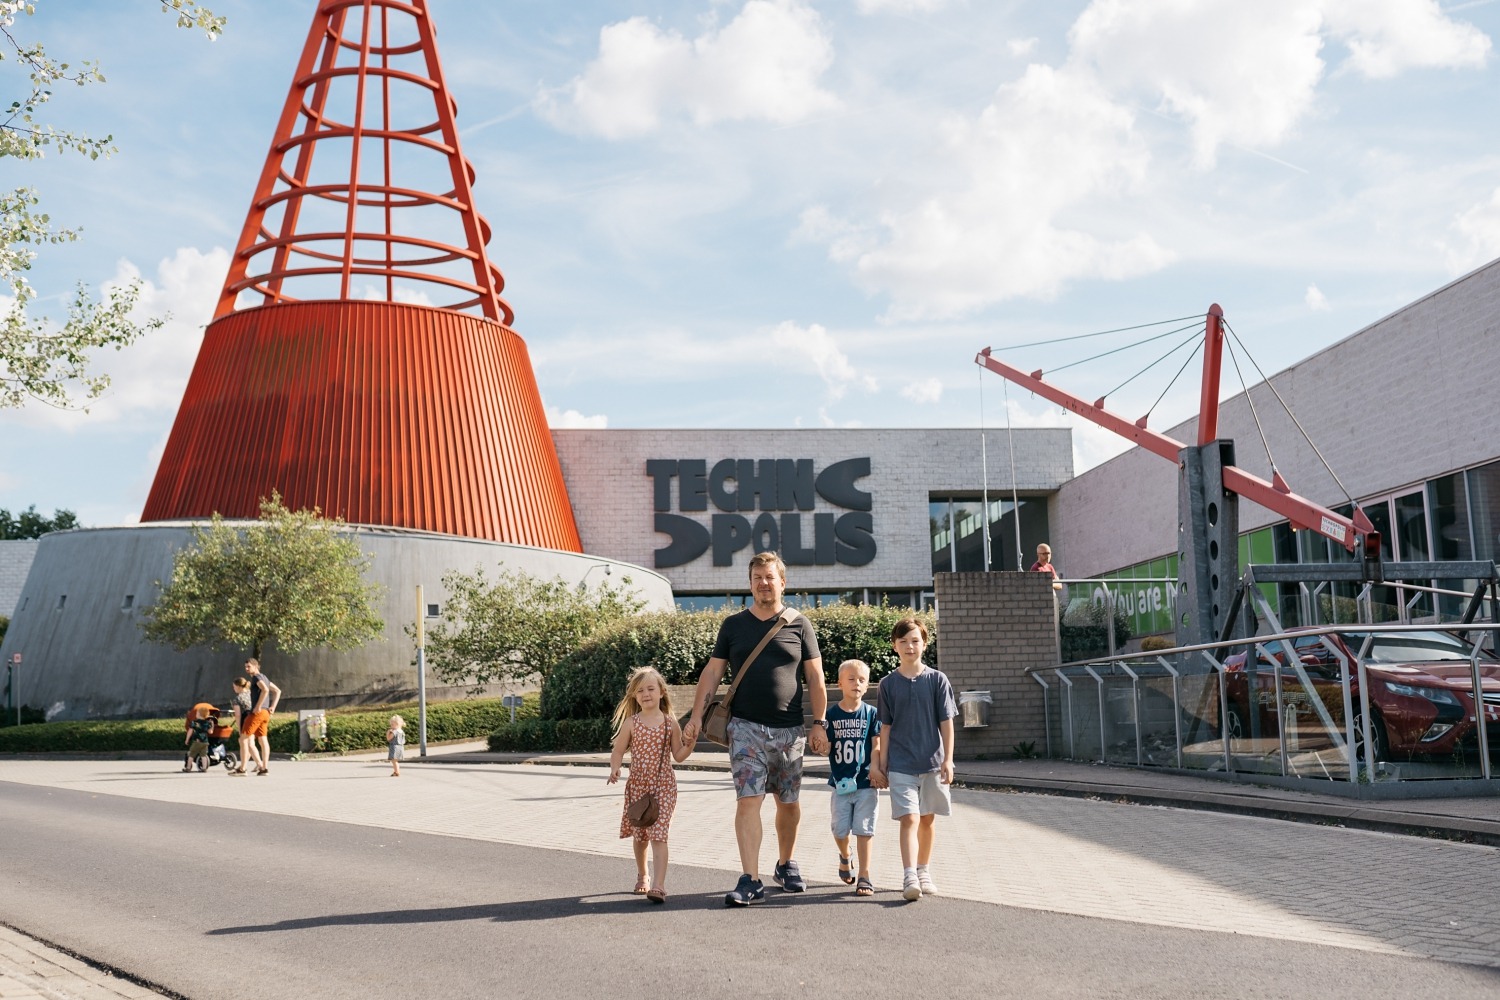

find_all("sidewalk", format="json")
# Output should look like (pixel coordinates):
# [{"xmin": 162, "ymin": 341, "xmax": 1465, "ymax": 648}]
[
  {"xmin": 0, "ymin": 923, "xmax": 170, "ymax": 999},
  {"xmin": 399, "ymin": 742, "xmax": 1500, "ymax": 846}
]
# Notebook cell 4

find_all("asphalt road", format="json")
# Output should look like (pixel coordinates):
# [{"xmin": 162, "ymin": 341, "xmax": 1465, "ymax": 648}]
[{"xmin": 3, "ymin": 780, "xmax": 1499, "ymax": 999}]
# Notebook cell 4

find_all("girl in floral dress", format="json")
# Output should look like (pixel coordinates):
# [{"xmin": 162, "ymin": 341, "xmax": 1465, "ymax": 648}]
[{"xmin": 608, "ymin": 666, "xmax": 692, "ymax": 903}]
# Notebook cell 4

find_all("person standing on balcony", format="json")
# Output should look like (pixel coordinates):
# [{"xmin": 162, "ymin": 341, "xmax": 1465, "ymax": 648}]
[{"xmin": 1031, "ymin": 543, "xmax": 1063, "ymax": 591}]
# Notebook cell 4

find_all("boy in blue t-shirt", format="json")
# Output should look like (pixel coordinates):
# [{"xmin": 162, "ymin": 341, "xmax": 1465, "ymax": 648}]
[{"xmin": 826, "ymin": 659, "xmax": 881, "ymax": 897}]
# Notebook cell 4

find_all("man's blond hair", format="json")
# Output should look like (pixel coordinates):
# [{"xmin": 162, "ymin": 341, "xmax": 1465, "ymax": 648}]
[{"xmin": 747, "ymin": 550, "xmax": 786, "ymax": 580}]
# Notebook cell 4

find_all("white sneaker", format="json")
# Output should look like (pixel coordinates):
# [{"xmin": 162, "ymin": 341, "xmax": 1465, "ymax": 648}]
[
  {"xmin": 917, "ymin": 869, "xmax": 938, "ymax": 896},
  {"xmin": 902, "ymin": 873, "xmax": 922, "ymax": 901}
]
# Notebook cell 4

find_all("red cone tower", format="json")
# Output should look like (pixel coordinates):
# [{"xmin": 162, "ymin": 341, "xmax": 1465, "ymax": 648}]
[{"xmin": 142, "ymin": 0, "xmax": 581, "ymax": 550}]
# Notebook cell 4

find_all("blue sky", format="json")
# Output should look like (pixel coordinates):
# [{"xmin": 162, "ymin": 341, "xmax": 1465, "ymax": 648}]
[{"xmin": 4, "ymin": 0, "xmax": 1500, "ymax": 527}]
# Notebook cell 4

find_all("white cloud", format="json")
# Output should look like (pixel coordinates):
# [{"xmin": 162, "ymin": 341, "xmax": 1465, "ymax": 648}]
[
  {"xmin": 900, "ymin": 377, "xmax": 943, "ymax": 404},
  {"xmin": 856, "ymin": 0, "xmax": 950, "ymax": 12},
  {"xmin": 546, "ymin": 406, "xmax": 609, "ymax": 429},
  {"xmin": 1069, "ymin": 0, "xmax": 1327, "ymax": 170},
  {"xmin": 10, "ymin": 247, "xmax": 226, "ymax": 431},
  {"xmin": 1305, "ymin": 284, "xmax": 1330, "ymax": 311},
  {"xmin": 821, "ymin": 63, "xmax": 1172, "ymax": 321},
  {"xmin": 538, "ymin": 0, "xmax": 839, "ymax": 138},
  {"xmin": 1446, "ymin": 187, "xmax": 1500, "ymax": 273},
  {"xmin": 1320, "ymin": 0, "xmax": 1491, "ymax": 79},
  {"xmin": 1008, "ymin": 37, "xmax": 1039, "ymax": 57},
  {"xmin": 768, "ymin": 321, "xmax": 878, "ymax": 399}
]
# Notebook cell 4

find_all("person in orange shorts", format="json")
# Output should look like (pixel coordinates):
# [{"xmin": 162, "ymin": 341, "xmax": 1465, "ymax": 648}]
[{"xmin": 239, "ymin": 659, "xmax": 281, "ymax": 775}]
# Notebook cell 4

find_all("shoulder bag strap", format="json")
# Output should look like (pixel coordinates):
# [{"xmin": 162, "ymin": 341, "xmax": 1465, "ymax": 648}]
[{"xmin": 720, "ymin": 606, "xmax": 800, "ymax": 709}]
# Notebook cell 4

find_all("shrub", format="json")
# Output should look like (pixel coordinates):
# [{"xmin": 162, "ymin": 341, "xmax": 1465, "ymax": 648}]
[
  {"xmin": 0, "ymin": 704, "xmax": 46, "ymax": 729},
  {"xmin": 0, "ymin": 695, "xmax": 535, "ymax": 754},
  {"xmin": 1139, "ymin": 635, "xmax": 1175, "ymax": 652},
  {"xmin": 1059, "ymin": 597, "xmax": 1133, "ymax": 662},
  {"xmin": 540, "ymin": 604, "xmax": 938, "ymax": 722},
  {"xmin": 487, "ymin": 717, "xmax": 612, "ymax": 752}
]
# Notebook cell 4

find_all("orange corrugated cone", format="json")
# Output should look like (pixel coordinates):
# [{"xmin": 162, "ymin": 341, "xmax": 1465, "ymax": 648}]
[{"xmin": 142, "ymin": 0, "xmax": 580, "ymax": 550}]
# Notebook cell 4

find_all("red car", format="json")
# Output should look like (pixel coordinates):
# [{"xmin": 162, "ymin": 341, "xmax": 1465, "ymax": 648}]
[{"xmin": 1222, "ymin": 629, "xmax": 1500, "ymax": 762}]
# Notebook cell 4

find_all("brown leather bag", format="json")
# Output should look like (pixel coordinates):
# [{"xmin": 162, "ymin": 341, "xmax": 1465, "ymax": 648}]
[
  {"xmin": 626, "ymin": 723, "xmax": 672, "ymax": 829},
  {"xmin": 701, "ymin": 606, "xmax": 799, "ymax": 747}
]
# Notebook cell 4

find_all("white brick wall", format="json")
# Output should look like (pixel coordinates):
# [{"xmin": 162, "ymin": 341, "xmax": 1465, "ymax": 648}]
[
  {"xmin": 552, "ymin": 428, "xmax": 1073, "ymax": 593},
  {"xmin": 1056, "ymin": 258, "xmax": 1500, "ymax": 577},
  {"xmin": 0, "ymin": 539, "xmax": 39, "ymax": 616}
]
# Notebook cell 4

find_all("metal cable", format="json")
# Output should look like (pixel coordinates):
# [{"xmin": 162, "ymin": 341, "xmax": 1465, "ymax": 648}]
[
  {"xmin": 996, "ymin": 314, "xmax": 1205, "ymax": 352},
  {"xmin": 1224, "ymin": 321, "xmax": 1358, "ymax": 505},
  {"xmin": 1045, "ymin": 320, "xmax": 1205, "ymax": 375},
  {"xmin": 1099, "ymin": 324, "xmax": 1205, "ymax": 405},
  {"xmin": 1142, "ymin": 336, "xmax": 1204, "ymax": 424},
  {"xmin": 1223, "ymin": 334, "xmax": 1276, "ymax": 473}
]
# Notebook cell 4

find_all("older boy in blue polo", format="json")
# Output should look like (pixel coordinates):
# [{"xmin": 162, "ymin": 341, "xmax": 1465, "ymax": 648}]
[
  {"xmin": 871, "ymin": 617, "xmax": 956, "ymax": 902},
  {"xmin": 827, "ymin": 659, "xmax": 881, "ymax": 897}
]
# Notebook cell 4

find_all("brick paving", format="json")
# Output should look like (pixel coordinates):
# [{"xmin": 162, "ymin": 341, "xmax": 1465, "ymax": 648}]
[{"xmin": 4, "ymin": 755, "xmax": 1500, "ymax": 975}]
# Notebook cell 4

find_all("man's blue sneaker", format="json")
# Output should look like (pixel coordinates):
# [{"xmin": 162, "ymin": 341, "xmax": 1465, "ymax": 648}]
[
  {"xmin": 724, "ymin": 874, "xmax": 765, "ymax": 906},
  {"xmin": 773, "ymin": 860, "xmax": 806, "ymax": 892}
]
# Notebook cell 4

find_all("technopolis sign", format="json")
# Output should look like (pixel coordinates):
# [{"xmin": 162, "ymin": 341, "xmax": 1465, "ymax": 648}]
[{"xmin": 648, "ymin": 457, "xmax": 876, "ymax": 569}]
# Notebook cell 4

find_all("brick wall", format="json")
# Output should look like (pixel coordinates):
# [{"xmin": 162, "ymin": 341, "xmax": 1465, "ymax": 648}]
[
  {"xmin": 0, "ymin": 539, "xmax": 39, "ymax": 616},
  {"xmin": 934, "ymin": 571, "xmax": 1058, "ymax": 759}
]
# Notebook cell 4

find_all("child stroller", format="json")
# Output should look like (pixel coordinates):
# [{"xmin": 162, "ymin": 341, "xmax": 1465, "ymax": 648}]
[{"xmin": 189, "ymin": 709, "xmax": 240, "ymax": 773}]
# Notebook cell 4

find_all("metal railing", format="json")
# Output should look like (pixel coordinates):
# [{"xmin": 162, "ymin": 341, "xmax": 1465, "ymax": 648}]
[{"xmin": 1027, "ymin": 621, "xmax": 1500, "ymax": 794}]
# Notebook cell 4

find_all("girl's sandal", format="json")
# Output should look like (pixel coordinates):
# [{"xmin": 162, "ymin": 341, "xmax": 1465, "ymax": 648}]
[
  {"xmin": 837, "ymin": 855, "xmax": 855, "ymax": 885},
  {"xmin": 633, "ymin": 876, "xmax": 650, "ymax": 895},
  {"xmin": 854, "ymin": 876, "xmax": 875, "ymax": 897},
  {"xmin": 646, "ymin": 888, "xmax": 667, "ymax": 904}
]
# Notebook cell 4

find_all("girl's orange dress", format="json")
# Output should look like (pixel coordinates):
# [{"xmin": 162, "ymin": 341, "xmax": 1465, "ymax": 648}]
[{"xmin": 618, "ymin": 717, "xmax": 677, "ymax": 842}]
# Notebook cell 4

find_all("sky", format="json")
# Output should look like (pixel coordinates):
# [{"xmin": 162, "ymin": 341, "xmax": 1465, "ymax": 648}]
[{"xmin": 3, "ymin": 0, "xmax": 1500, "ymax": 528}]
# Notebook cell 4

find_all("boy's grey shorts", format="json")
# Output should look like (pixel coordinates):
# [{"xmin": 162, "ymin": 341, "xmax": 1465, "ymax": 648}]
[
  {"xmin": 829, "ymin": 785, "xmax": 878, "ymax": 839},
  {"xmin": 888, "ymin": 770, "xmax": 952, "ymax": 818}
]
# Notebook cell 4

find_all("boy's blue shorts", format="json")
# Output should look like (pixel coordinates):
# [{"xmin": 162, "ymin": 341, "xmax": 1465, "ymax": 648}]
[{"xmin": 829, "ymin": 785, "xmax": 878, "ymax": 839}]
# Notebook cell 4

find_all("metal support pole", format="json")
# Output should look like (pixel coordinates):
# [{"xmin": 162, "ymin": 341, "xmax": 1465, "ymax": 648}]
[
  {"xmin": 1472, "ymin": 645, "xmax": 1492, "ymax": 781},
  {"xmin": 1156, "ymin": 656, "xmax": 1183, "ymax": 769},
  {"xmin": 1120, "ymin": 662, "xmax": 1143, "ymax": 766},
  {"xmin": 1033, "ymin": 673, "xmax": 1052, "ymax": 758},
  {"xmin": 1056, "ymin": 670, "xmax": 1075, "ymax": 759},
  {"xmin": 416, "ymin": 585, "xmax": 428, "ymax": 757},
  {"xmin": 1085, "ymin": 666, "xmax": 1107, "ymax": 762}
]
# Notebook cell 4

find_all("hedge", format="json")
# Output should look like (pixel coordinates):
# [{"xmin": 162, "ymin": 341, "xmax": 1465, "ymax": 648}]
[
  {"xmin": 0, "ymin": 694, "xmax": 538, "ymax": 755},
  {"xmin": 487, "ymin": 717, "xmax": 613, "ymax": 753},
  {"xmin": 541, "ymin": 604, "xmax": 938, "ymax": 721}
]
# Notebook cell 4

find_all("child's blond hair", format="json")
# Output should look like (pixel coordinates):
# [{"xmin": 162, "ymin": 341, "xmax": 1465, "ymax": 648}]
[
  {"xmin": 611, "ymin": 666, "xmax": 674, "ymax": 735},
  {"xmin": 389, "ymin": 714, "xmax": 404, "ymax": 729}
]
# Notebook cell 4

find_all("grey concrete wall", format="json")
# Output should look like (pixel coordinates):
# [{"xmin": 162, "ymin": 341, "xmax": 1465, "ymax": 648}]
[
  {"xmin": 0, "ymin": 539, "xmax": 39, "ymax": 616},
  {"xmin": 934, "ymin": 571, "xmax": 1058, "ymax": 759},
  {"xmin": 0, "ymin": 524, "xmax": 672, "ymax": 720},
  {"xmin": 1056, "ymin": 258, "xmax": 1500, "ymax": 578},
  {"xmin": 554, "ymin": 427, "xmax": 1073, "ymax": 593}
]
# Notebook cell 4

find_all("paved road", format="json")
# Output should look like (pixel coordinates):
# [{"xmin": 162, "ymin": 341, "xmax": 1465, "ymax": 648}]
[{"xmin": 2, "ymin": 760, "xmax": 1499, "ymax": 998}]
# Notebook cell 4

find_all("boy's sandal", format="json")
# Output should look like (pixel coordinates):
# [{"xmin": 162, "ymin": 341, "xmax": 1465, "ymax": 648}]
[
  {"xmin": 633, "ymin": 876, "xmax": 650, "ymax": 895},
  {"xmin": 855, "ymin": 876, "xmax": 875, "ymax": 897},
  {"xmin": 646, "ymin": 887, "xmax": 667, "ymax": 904},
  {"xmin": 837, "ymin": 855, "xmax": 855, "ymax": 885}
]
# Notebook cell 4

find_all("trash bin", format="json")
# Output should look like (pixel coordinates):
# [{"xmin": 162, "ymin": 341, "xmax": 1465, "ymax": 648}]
[
  {"xmin": 958, "ymin": 690, "xmax": 992, "ymax": 729},
  {"xmin": 298, "ymin": 709, "xmax": 327, "ymax": 752}
]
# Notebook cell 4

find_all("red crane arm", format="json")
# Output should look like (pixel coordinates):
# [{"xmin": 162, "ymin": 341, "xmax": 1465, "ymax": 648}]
[{"xmin": 975, "ymin": 315, "xmax": 1369, "ymax": 554}]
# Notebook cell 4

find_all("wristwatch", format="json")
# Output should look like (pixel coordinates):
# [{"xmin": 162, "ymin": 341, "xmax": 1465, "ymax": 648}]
[{"xmin": 813, "ymin": 719, "xmax": 828, "ymax": 729}]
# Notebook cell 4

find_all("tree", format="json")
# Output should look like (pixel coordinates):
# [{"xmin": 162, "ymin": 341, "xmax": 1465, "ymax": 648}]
[
  {"xmin": 140, "ymin": 493, "xmax": 385, "ymax": 661},
  {"xmin": 420, "ymin": 568, "xmax": 647, "ymax": 695},
  {"xmin": 1, "ymin": 1, "xmax": 223, "ymax": 408},
  {"xmin": 0, "ymin": 503, "xmax": 76, "ymax": 538}
]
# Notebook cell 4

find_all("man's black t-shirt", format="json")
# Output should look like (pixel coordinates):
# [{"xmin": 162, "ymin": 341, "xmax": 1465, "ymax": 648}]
[
  {"xmin": 711, "ymin": 608, "xmax": 821, "ymax": 729},
  {"xmin": 249, "ymin": 674, "xmax": 271, "ymax": 713}
]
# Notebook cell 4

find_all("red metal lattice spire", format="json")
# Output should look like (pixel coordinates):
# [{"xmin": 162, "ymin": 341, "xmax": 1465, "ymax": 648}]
[{"xmin": 142, "ymin": 0, "xmax": 582, "ymax": 550}]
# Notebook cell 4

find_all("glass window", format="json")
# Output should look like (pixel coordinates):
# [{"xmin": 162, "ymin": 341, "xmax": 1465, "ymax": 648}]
[
  {"xmin": 930, "ymin": 500, "xmax": 953, "ymax": 576},
  {"xmin": 1466, "ymin": 461, "xmax": 1500, "ymax": 563},
  {"xmin": 1429, "ymin": 473, "xmax": 1473, "ymax": 620},
  {"xmin": 953, "ymin": 500, "xmax": 987, "ymax": 571}
]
